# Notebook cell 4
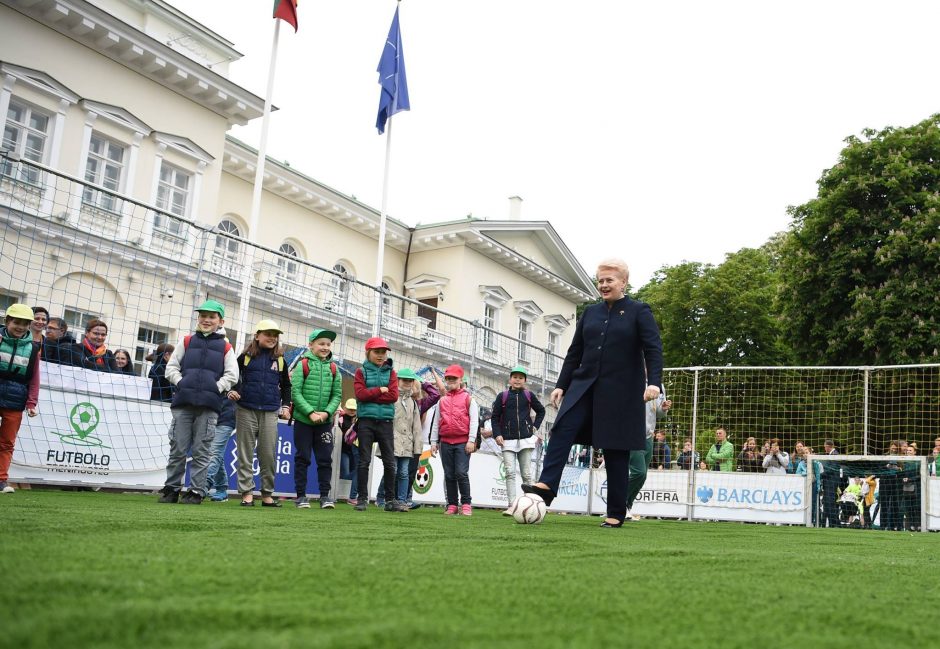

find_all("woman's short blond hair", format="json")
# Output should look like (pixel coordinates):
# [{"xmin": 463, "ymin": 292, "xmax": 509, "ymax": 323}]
[{"xmin": 596, "ymin": 258, "xmax": 629, "ymax": 283}]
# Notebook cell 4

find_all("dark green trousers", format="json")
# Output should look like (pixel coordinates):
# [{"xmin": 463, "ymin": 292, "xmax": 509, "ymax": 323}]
[{"xmin": 626, "ymin": 435, "xmax": 654, "ymax": 508}]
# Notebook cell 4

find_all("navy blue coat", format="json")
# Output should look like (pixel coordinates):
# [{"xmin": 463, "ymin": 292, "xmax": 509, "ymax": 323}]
[{"xmin": 554, "ymin": 296, "xmax": 663, "ymax": 451}]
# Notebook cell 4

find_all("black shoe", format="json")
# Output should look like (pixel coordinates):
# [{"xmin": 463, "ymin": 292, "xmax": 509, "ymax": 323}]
[
  {"xmin": 158, "ymin": 487, "xmax": 180, "ymax": 504},
  {"xmin": 521, "ymin": 484, "xmax": 555, "ymax": 506},
  {"xmin": 600, "ymin": 519, "xmax": 624, "ymax": 528},
  {"xmin": 180, "ymin": 491, "xmax": 203, "ymax": 505},
  {"xmin": 261, "ymin": 499, "xmax": 282, "ymax": 508}
]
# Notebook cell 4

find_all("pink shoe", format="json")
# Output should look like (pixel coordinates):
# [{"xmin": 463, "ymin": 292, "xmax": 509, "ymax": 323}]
[
  {"xmin": 444, "ymin": 505, "xmax": 458, "ymax": 515},
  {"xmin": 347, "ymin": 499, "xmax": 358, "ymax": 506},
  {"xmin": 461, "ymin": 504, "xmax": 472, "ymax": 516}
]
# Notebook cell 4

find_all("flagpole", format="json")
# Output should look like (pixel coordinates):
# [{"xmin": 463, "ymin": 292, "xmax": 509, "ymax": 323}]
[
  {"xmin": 234, "ymin": 19, "xmax": 282, "ymax": 352},
  {"xmin": 373, "ymin": 116, "xmax": 394, "ymax": 336}
]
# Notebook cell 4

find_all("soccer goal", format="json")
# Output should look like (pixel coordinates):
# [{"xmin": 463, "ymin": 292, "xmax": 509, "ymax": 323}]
[{"xmin": 808, "ymin": 455, "xmax": 928, "ymax": 532}]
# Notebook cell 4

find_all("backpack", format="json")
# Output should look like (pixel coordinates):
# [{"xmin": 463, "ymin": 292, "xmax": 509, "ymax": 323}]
[
  {"xmin": 497, "ymin": 389, "xmax": 532, "ymax": 428},
  {"xmin": 182, "ymin": 334, "xmax": 233, "ymax": 356},
  {"xmin": 288, "ymin": 356, "xmax": 337, "ymax": 422}
]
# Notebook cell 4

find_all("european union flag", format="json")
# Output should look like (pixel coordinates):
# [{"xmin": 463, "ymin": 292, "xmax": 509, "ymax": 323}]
[{"xmin": 376, "ymin": 7, "xmax": 410, "ymax": 134}]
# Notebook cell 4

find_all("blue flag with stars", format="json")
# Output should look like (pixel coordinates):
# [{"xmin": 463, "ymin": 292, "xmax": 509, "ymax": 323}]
[{"xmin": 376, "ymin": 7, "xmax": 410, "ymax": 134}]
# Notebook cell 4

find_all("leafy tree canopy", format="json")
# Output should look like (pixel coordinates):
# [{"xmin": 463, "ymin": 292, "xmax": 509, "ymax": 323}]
[{"xmin": 779, "ymin": 115, "xmax": 940, "ymax": 365}]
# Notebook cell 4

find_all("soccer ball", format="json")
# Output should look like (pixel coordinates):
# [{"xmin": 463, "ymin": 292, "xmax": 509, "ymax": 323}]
[
  {"xmin": 414, "ymin": 466, "xmax": 431, "ymax": 491},
  {"xmin": 509, "ymin": 494, "xmax": 547, "ymax": 525}
]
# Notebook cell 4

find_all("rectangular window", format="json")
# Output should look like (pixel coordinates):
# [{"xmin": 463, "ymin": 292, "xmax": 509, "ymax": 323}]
[
  {"xmin": 82, "ymin": 133, "xmax": 125, "ymax": 213},
  {"xmin": 63, "ymin": 308, "xmax": 99, "ymax": 331},
  {"xmin": 154, "ymin": 162, "xmax": 191, "ymax": 235},
  {"xmin": 0, "ymin": 291, "xmax": 25, "ymax": 314},
  {"xmin": 2, "ymin": 99, "xmax": 50, "ymax": 183},
  {"xmin": 482, "ymin": 304, "xmax": 496, "ymax": 350},
  {"xmin": 547, "ymin": 332, "xmax": 560, "ymax": 372},
  {"xmin": 518, "ymin": 320, "xmax": 531, "ymax": 363},
  {"xmin": 418, "ymin": 298, "xmax": 438, "ymax": 330},
  {"xmin": 134, "ymin": 324, "xmax": 170, "ymax": 366}
]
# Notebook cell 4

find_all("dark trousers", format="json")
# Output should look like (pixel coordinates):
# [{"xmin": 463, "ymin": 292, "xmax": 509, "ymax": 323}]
[
  {"xmin": 356, "ymin": 418, "xmax": 396, "ymax": 503},
  {"xmin": 626, "ymin": 436, "xmax": 654, "ymax": 509},
  {"xmin": 439, "ymin": 442, "xmax": 471, "ymax": 506},
  {"xmin": 294, "ymin": 421, "xmax": 333, "ymax": 499},
  {"xmin": 538, "ymin": 386, "xmax": 631, "ymax": 522}
]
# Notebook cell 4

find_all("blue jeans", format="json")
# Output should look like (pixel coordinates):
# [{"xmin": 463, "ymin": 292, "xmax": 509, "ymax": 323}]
[
  {"xmin": 206, "ymin": 425, "xmax": 234, "ymax": 492},
  {"xmin": 341, "ymin": 444, "xmax": 359, "ymax": 500},
  {"xmin": 439, "ymin": 442, "xmax": 471, "ymax": 506},
  {"xmin": 395, "ymin": 456, "xmax": 412, "ymax": 502}
]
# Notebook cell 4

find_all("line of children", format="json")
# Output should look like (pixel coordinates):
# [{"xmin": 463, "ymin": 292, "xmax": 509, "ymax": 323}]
[
  {"xmin": 231, "ymin": 320, "xmax": 292, "ymax": 507},
  {"xmin": 291, "ymin": 328, "xmax": 343, "ymax": 509},
  {"xmin": 0, "ymin": 304, "xmax": 42, "ymax": 494},
  {"xmin": 393, "ymin": 368, "xmax": 424, "ymax": 507},
  {"xmin": 159, "ymin": 300, "xmax": 239, "ymax": 504},
  {"xmin": 429, "ymin": 364, "xmax": 479, "ymax": 516},
  {"xmin": 490, "ymin": 365, "xmax": 546, "ymax": 513},
  {"xmin": 353, "ymin": 337, "xmax": 403, "ymax": 511}
]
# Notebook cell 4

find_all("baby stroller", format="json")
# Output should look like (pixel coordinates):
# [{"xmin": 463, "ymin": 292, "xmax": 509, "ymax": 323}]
[{"xmin": 838, "ymin": 480, "xmax": 864, "ymax": 527}]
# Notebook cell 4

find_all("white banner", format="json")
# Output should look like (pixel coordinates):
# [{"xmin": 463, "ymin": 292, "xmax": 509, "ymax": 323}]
[
  {"xmin": 690, "ymin": 471, "xmax": 808, "ymax": 524},
  {"xmin": 9, "ymin": 383, "xmax": 171, "ymax": 488},
  {"xmin": 928, "ymin": 477, "xmax": 940, "ymax": 532},
  {"xmin": 39, "ymin": 361, "xmax": 151, "ymax": 400}
]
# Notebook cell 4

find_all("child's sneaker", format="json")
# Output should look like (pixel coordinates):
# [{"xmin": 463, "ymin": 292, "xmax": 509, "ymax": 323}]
[
  {"xmin": 461, "ymin": 504, "xmax": 472, "ymax": 516},
  {"xmin": 320, "ymin": 499, "xmax": 335, "ymax": 509},
  {"xmin": 0, "ymin": 482, "xmax": 14, "ymax": 494},
  {"xmin": 376, "ymin": 498, "xmax": 386, "ymax": 508},
  {"xmin": 180, "ymin": 491, "xmax": 204, "ymax": 505},
  {"xmin": 210, "ymin": 490, "xmax": 228, "ymax": 502},
  {"xmin": 295, "ymin": 497, "xmax": 310, "ymax": 509},
  {"xmin": 444, "ymin": 505, "xmax": 458, "ymax": 516},
  {"xmin": 354, "ymin": 500, "xmax": 368, "ymax": 511},
  {"xmin": 157, "ymin": 487, "xmax": 179, "ymax": 503},
  {"xmin": 346, "ymin": 498, "xmax": 358, "ymax": 507},
  {"xmin": 406, "ymin": 501, "xmax": 421, "ymax": 510}
]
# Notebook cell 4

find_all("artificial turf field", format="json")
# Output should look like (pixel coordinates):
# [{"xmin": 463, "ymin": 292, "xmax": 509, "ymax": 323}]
[{"xmin": 2, "ymin": 490, "xmax": 938, "ymax": 649}]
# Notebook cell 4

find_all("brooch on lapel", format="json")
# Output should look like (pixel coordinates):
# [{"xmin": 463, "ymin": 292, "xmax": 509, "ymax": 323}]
[{"xmin": 619, "ymin": 310, "xmax": 624, "ymax": 316}]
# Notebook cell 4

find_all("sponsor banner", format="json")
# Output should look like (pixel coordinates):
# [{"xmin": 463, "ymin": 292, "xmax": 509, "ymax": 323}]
[
  {"xmin": 690, "ymin": 472, "xmax": 807, "ymax": 524},
  {"xmin": 928, "ymin": 477, "xmax": 940, "ymax": 532},
  {"xmin": 553, "ymin": 465, "xmax": 592, "ymax": 513},
  {"xmin": 592, "ymin": 469, "xmax": 689, "ymax": 518},
  {"xmin": 11, "ymin": 385, "xmax": 172, "ymax": 487}
]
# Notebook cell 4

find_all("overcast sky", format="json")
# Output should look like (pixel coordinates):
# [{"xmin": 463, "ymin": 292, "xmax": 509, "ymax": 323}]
[{"xmin": 169, "ymin": 0, "xmax": 940, "ymax": 287}]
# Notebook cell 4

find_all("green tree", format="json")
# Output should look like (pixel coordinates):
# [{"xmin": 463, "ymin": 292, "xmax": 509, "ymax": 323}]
[
  {"xmin": 780, "ymin": 115, "xmax": 940, "ymax": 364},
  {"xmin": 637, "ymin": 242, "xmax": 789, "ymax": 367}
]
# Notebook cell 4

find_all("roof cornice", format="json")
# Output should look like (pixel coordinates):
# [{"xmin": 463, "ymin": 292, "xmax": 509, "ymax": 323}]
[
  {"xmin": 4, "ymin": 0, "xmax": 264, "ymax": 125},
  {"xmin": 222, "ymin": 137, "xmax": 413, "ymax": 249}
]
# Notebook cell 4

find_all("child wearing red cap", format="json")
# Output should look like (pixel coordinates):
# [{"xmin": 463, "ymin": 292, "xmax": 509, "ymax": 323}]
[
  {"xmin": 429, "ymin": 364, "xmax": 479, "ymax": 516},
  {"xmin": 352, "ymin": 337, "xmax": 402, "ymax": 511}
]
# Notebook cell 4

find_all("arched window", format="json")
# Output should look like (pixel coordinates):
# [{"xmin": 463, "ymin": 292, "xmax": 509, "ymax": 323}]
[
  {"xmin": 277, "ymin": 242, "xmax": 299, "ymax": 279},
  {"xmin": 332, "ymin": 262, "xmax": 350, "ymax": 294},
  {"xmin": 214, "ymin": 219, "xmax": 240, "ymax": 258}
]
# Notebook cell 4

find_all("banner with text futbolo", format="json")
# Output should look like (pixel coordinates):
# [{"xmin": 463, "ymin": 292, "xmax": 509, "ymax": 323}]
[{"xmin": 10, "ymin": 386, "xmax": 172, "ymax": 487}]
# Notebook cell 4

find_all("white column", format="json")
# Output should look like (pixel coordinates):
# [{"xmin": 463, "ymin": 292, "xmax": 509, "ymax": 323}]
[{"xmin": 119, "ymin": 131, "xmax": 143, "ymax": 242}]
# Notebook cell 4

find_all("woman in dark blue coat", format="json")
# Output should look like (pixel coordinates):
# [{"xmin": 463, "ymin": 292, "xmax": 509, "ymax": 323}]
[{"xmin": 523, "ymin": 258, "xmax": 663, "ymax": 527}]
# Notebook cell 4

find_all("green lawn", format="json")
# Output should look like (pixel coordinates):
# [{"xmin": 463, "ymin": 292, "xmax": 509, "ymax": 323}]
[{"xmin": 2, "ymin": 490, "xmax": 938, "ymax": 649}]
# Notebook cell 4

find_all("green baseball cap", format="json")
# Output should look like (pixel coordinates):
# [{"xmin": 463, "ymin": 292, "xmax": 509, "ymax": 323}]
[
  {"xmin": 510, "ymin": 365, "xmax": 528, "ymax": 377},
  {"xmin": 397, "ymin": 368, "xmax": 419, "ymax": 381},
  {"xmin": 308, "ymin": 328, "xmax": 337, "ymax": 342},
  {"xmin": 195, "ymin": 300, "xmax": 225, "ymax": 318}
]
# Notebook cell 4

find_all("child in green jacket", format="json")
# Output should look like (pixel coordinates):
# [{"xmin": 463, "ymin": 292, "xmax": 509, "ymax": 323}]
[{"xmin": 291, "ymin": 328, "xmax": 342, "ymax": 508}]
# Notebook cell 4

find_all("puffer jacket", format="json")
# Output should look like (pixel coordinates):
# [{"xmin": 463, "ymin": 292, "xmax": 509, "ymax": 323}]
[
  {"xmin": 393, "ymin": 395, "xmax": 423, "ymax": 456},
  {"xmin": 290, "ymin": 350, "xmax": 342, "ymax": 425}
]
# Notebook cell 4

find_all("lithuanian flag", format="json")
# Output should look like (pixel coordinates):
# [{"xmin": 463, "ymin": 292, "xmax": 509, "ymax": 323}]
[{"xmin": 273, "ymin": 0, "xmax": 298, "ymax": 32}]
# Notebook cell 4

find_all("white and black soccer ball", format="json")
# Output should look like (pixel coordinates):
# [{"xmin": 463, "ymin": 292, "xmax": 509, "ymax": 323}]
[{"xmin": 509, "ymin": 494, "xmax": 547, "ymax": 524}]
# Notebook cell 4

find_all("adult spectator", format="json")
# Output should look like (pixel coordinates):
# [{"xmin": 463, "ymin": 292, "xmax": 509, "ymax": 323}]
[
  {"xmin": 901, "ymin": 445, "xmax": 921, "ymax": 531},
  {"xmin": 147, "ymin": 343, "xmax": 175, "ymax": 401},
  {"xmin": 64, "ymin": 319, "xmax": 118, "ymax": 372},
  {"xmin": 41, "ymin": 317, "xmax": 75, "ymax": 364},
  {"xmin": 113, "ymin": 349, "xmax": 136, "ymax": 375},
  {"xmin": 705, "ymin": 427, "xmax": 734, "ymax": 471},
  {"xmin": 819, "ymin": 438, "xmax": 842, "ymax": 528},
  {"xmin": 521, "ymin": 257, "xmax": 664, "ymax": 528},
  {"xmin": 30, "ymin": 306, "xmax": 48, "ymax": 343},
  {"xmin": 928, "ymin": 437, "xmax": 940, "ymax": 476},
  {"xmin": 795, "ymin": 446, "xmax": 811, "ymax": 475},
  {"xmin": 762, "ymin": 438, "xmax": 790, "ymax": 474},
  {"xmin": 650, "ymin": 430, "xmax": 671, "ymax": 470},
  {"xmin": 736, "ymin": 436, "xmax": 761, "ymax": 472},
  {"xmin": 788, "ymin": 440, "xmax": 805, "ymax": 473},
  {"xmin": 676, "ymin": 438, "xmax": 699, "ymax": 470}
]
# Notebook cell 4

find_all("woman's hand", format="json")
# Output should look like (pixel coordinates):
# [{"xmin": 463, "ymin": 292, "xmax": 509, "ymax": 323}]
[
  {"xmin": 643, "ymin": 385, "xmax": 661, "ymax": 401},
  {"xmin": 550, "ymin": 388, "xmax": 564, "ymax": 408}
]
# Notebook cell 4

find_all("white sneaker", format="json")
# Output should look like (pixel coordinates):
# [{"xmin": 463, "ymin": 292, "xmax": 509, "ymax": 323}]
[
  {"xmin": 0, "ymin": 482, "xmax": 14, "ymax": 493},
  {"xmin": 623, "ymin": 507, "xmax": 632, "ymax": 521},
  {"xmin": 502, "ymin": 509, "xmax": 513, "ymax": 516}
]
